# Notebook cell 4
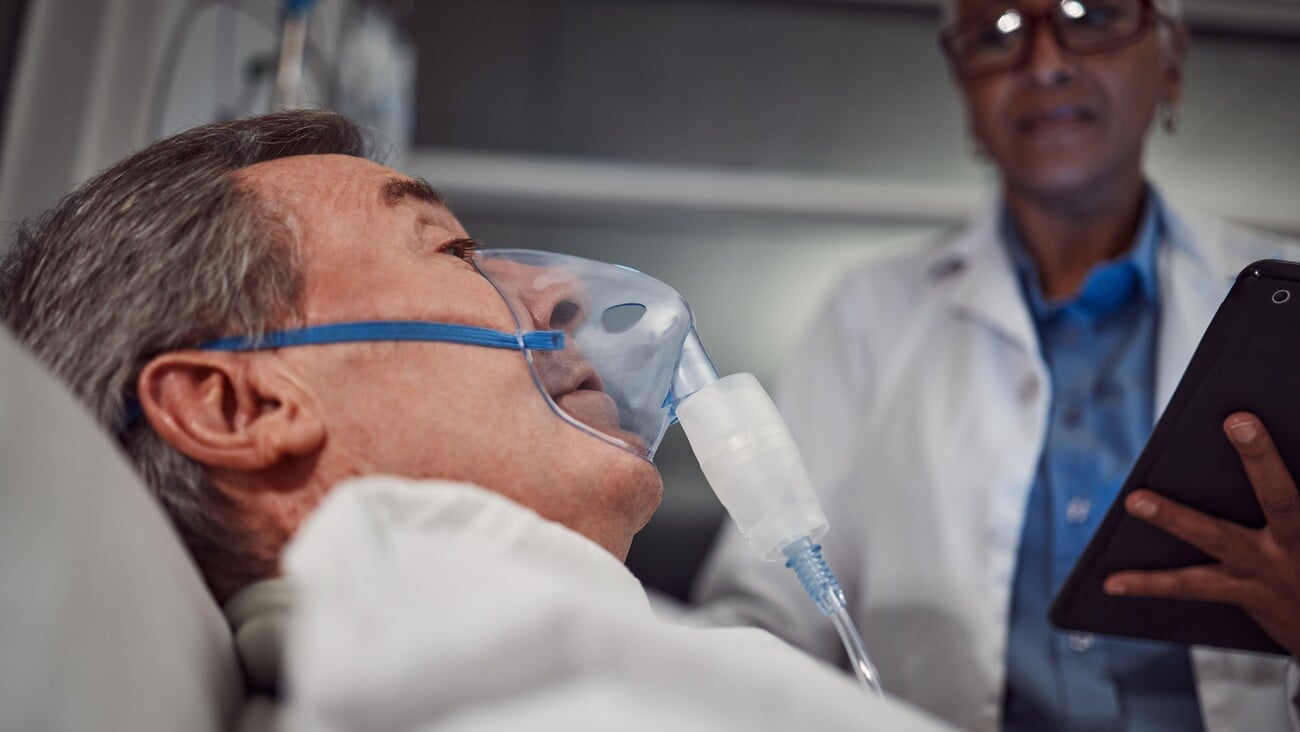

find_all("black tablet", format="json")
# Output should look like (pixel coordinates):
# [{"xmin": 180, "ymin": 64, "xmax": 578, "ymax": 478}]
[{"xmin": 1049, "ymin": 259, "xmax": 1300, "ymax": 656}]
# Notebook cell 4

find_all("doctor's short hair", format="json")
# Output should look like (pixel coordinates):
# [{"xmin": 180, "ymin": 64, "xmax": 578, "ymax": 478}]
[{"xmin": 0, "ymin": 110, "xmax": 368, "ymax": 601}]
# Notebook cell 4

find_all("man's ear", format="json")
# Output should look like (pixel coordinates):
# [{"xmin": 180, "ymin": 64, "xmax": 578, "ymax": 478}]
[{"xmin": 138, "ymin": 351, "xmax": 326, "ymax": 472}]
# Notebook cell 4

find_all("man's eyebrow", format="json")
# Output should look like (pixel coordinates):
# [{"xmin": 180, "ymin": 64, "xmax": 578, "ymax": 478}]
[{"xmin": 382, "ymin": 176, "xmax": 446, "ymax": 209}]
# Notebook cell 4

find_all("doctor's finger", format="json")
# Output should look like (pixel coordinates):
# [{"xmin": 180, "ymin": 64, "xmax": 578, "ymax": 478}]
[
  {"xmin": 1224, "ymin": 413, "xmax": 1300, "ymax": 544},
  {"xmin": 1125, "ymin": 490, "xmax": 1251, "ymax": 564},
  {"xmin": 1104, "ymin": 565, "xmax": 1263, "ymax": 609}
]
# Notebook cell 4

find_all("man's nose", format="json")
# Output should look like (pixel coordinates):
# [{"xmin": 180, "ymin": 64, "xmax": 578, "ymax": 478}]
[
  {"xmin": 1024, "ymin": 16, "xmax": 1079, "ymax": 87},
  {"xmin": 522, "ymin": 274, "xmax": 589, "ymax": 334}
]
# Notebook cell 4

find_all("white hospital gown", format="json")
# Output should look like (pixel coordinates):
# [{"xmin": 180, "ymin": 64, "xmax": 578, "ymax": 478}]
[{"xmin": 282, "ymin": 476, "xmax": 952, "ymax": 732}]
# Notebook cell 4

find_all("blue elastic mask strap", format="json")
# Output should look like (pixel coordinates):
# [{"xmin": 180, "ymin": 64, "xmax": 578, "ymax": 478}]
[
  {"xmin": 198, "ymin": 321, "xmax": 565, "ymax": 353},
  {"xmin": 116, "ymin": 321, "xmax": 564, "ymax": 437}
]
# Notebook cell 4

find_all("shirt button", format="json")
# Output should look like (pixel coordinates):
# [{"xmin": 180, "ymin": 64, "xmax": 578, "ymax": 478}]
[
  {"xmin": 1062, "ymin": 404, "xmax": 1083, "ymax": 428},
  {"xmin": 1068, "ymin": 633, "xmax": 1095, "ymax": 653},
  {"xmin": 1065, "ymin": 497, "xmax": 1091, "ymax": 524}
]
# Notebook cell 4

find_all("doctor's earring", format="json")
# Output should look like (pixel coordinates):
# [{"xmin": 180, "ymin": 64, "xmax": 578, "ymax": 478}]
[{"xmin": 1160, "ymin": 100, "xmax": 1181, "ymax": 135}]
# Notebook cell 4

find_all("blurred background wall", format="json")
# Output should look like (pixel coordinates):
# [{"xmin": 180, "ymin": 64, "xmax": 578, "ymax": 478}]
[{"xmin": 3, "ymin": 0, "xmax": 1299, "ymax": 598}]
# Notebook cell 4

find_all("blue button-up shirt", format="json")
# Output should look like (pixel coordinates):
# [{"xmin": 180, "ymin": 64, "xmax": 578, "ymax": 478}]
[{"xmin": 1001, "ymin": 190, "xmax": 1205, "ymax": 732}]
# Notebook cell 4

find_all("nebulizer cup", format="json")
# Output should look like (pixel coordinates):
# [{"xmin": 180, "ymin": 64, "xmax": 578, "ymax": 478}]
[{"xmin": 673, "ymin": 367, "xmax": 884, "ymax": 696}]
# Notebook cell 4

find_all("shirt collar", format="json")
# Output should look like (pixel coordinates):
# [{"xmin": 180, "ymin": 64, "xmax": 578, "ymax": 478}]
[{"xmin": 1001, "ymin": 187, "xmax": 1164, "ymax": 321}]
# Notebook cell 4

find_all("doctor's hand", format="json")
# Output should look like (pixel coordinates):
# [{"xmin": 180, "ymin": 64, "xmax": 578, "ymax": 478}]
[{"xmin": 1103, "ymin": 412, "xmax": 1300, "ymax": 658}]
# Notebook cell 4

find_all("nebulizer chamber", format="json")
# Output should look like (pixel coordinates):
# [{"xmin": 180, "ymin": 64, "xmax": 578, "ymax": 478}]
[{"xmin": 671, "ymin": 350, "xmax": 883, "ymax": 695}]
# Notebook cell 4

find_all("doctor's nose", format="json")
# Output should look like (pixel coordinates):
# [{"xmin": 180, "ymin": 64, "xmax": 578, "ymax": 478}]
[{"xmin": 1025, "ymin": 18, "xmax": 1079, "ymax": 88}]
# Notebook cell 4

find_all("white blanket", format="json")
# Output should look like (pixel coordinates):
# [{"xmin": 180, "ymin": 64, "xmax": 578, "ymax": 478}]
[{"xmin": 283, "ymin": 476, "xmax": 952, "ymax": 731}]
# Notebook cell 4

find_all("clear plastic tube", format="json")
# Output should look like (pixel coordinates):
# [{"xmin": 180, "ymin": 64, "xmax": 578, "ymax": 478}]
[
  {"xmin": 831, "ymin": 606, "xmax": 885, "ymax": 696},
  {"xmin": 782, "ymin": 537, "xmax": 884, "ymax": 696}
]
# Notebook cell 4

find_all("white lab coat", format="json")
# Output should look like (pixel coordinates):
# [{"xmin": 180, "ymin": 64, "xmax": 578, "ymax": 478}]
[
  {"xmin": 694, "ymin": 198, "xmax": 1300, "ymax": 732},
  {"xmin": 282, "ymin": 476, "xmax": 953, "ymax": 732}
]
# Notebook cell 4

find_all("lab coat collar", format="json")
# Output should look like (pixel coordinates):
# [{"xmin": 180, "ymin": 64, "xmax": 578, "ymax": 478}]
[{"xmin": 927, "ymin": 205, "xmax": 1042, "ymax": 362}]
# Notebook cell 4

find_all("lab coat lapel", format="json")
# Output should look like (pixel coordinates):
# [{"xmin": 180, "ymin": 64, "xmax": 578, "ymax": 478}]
[
  {"xmin": 1153, "ymin": 208, "xmax": 1229, "ymax": 420},
  {"xmin": 933, "ymin": 207, "xmax": 1050, "ymax": 723},
  {"xmin": 935, "ymin": 208, "xmax": 1041, "ymax": 361}
]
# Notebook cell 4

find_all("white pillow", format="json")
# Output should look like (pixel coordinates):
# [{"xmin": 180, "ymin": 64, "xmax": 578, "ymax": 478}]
[{"xmin": 0, "ymin": 327, "xmax": 243, "ymax": 731}]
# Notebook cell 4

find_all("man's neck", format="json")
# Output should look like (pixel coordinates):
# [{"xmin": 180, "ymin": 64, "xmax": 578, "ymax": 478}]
[{"xmin": 1004, "ymin": 174, "xmax": 1148, "ymax": 300}]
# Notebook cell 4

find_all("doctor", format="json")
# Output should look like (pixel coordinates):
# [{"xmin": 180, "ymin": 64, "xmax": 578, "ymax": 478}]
[{"xmin": 694, "ymin": 0, "xmax": 1300, "ymax": 730}]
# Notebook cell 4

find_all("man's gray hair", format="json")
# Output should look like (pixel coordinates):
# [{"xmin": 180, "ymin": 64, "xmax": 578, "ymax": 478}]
[{"xmin": 0, "ymin": 111, "xmax": 367, "ymax": 600}]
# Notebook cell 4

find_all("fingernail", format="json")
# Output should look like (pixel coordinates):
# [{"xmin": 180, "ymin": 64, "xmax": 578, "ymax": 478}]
[
  {"xmin": 1228, "ymin": 420, "xmax": 1258, "ymax": 445},
  {"xmin": 1105, "ymin": 579, "xmax": 1128, "ymax": 596},
  {"xmin": 1129, "ymin": 496, "xmax": 1157, "ymax": 519}
]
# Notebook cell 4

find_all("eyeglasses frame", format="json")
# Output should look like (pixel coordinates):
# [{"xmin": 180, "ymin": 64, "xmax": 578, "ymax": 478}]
[{"xmin": 938, "ymin": 0, "xmax": 1171, "ymax": 80}]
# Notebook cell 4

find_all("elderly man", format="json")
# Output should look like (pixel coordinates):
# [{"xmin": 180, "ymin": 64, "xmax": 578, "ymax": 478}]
[
  {"xmin": 1, "ymin": 111, "xmax": 661, "ymax": 601},
  {"xmin": 0, "ymin": 111, "xmax": 948, "ymax": 730}
]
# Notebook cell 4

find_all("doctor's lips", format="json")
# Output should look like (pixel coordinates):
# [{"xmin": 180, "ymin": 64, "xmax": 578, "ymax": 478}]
[
  {"xmin": 541, "ymin": 354, "xmax": 648, "ymax": 454},
  {"xmin": 1016, "ymin": 103, "xmax": 1097, "ymax": 133}
]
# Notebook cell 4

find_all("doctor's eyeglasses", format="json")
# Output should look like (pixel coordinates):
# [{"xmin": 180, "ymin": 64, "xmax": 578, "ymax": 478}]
[{"xmin": 939, "ymin": 0, "xmax": 1168, "ymax": 80}]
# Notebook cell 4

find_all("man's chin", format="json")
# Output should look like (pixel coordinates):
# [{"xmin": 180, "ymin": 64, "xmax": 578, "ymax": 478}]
[
  {"xmin": 602, "ymin": 443, "xmax": 664, "ymax": 547},
  {"xmin": 633, "ymin": 461, "xmax": 664, "ymax": 528}
]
